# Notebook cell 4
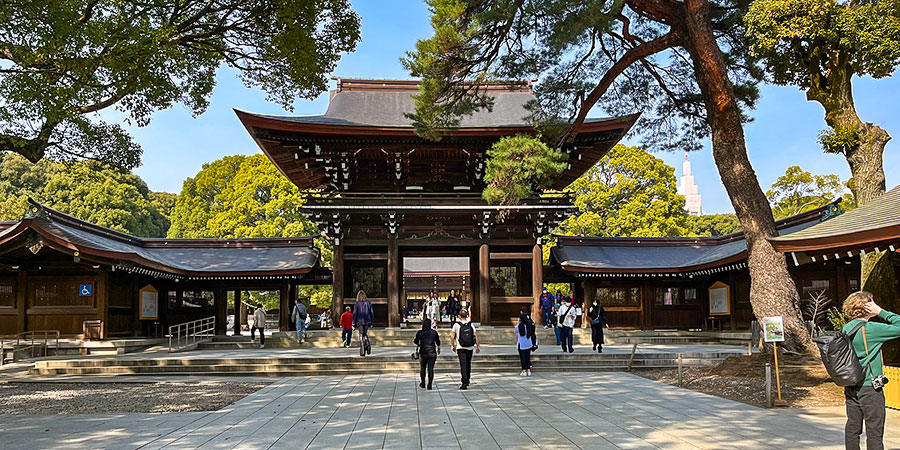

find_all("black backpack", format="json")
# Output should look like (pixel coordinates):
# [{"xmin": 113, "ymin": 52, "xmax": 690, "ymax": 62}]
[
  {"xmin": 458, "ymin": 322, "xmax": 476, "ymax": 347},
  {"xmin": 813, "ymin": 321, "xmax": 866, "ymax": 386}
]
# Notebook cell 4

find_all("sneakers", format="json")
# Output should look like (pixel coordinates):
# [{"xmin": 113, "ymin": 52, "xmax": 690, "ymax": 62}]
[
  {"xmin": 427, "ymin": 385, "xmax": 432, "ymax": 390},
  {"xmin": 526, "ymin": 370, "xmax": 532, "ymax": 377},
  {"xmin": 519, "ymin": 370, "xmax": 526, "ymax": 377},
  {"xmin": 459, "ymin": 384, "xmax": 468, "ymax": 390},
  {"xmin": 260, "ymin": 344, "xmax": 265, "ymax": 349},
  {"xmin": 419, "ymin": 382, "xmax": 426, "ymax": 389}
]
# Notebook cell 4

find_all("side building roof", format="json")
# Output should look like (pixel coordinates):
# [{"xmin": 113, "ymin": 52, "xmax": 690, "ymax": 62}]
[
  {"xmin": 0, "ymin": 200, "xmax": 320, "ymax": 281},
  {"xmin": 770, "ymin": 185, "xmax": 900, "ymax": 265},
  {"xmin": 549, "ymin": 203, "xmax": 837, "ymax": 277}
]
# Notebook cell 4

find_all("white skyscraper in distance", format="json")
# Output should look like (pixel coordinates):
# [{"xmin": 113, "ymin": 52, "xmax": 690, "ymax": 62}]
[{"xmin": 678, "ymin": 152, "xmax": 702, "ymax": 215}]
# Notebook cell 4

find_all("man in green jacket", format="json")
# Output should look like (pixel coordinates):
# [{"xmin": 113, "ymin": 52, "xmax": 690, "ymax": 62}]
[{"xmin": 841, "ymin": 290, "xmax": 900, "ymax": 450}]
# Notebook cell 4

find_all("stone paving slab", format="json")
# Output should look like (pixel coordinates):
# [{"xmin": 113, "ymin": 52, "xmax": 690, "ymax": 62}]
[{"xmin": 2, "ymin": 372, "xmax": 898, "ymax": 449}]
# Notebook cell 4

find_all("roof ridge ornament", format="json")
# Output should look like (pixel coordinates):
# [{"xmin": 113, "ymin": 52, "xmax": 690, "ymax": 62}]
[
  {"xmin": 24, "ymin": 198, "xmax": 49, "ymax": 220},
  {"xmin": 820, "ymin": 202, "xmax": 843, "ymax": 222}
]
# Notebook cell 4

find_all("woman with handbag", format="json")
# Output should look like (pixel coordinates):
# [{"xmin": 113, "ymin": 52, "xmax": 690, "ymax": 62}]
[
  {"xmin": 413, "ymin": 318, "xmax": 441, "ymax": 389},
  {"xmin": 588, "ymin": 299, "xmax": 609, "ymax": 353},
  {"xmin": 514, "ymin": 306, "xmax": 537, "ymax": 376}
]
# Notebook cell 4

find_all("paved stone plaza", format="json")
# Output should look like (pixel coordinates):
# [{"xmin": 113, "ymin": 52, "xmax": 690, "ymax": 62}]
[{"xmin": 2, "ymin": 372, "xmax": 898, "ymax": 449}]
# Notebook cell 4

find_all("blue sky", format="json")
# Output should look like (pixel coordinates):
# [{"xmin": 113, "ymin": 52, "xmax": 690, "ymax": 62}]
[{"xmin": 127, "ymin": 0, "xmax": 898, "ymax": 214}]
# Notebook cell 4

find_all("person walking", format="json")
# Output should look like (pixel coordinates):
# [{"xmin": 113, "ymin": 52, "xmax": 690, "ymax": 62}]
[
  {"xmin": 557, "ymin": 297, "xmax": 576, "ymax": 353},
  {"xmin": 339, "ymin": 306, "xmax": 353, "ymax": 348},
  {"xmin": 290, "ymin": 301, "xmax": 308, "ymax": 343},
  {"xmin": 251, "ymin": 303, "xmax": 267, "ymax": 349},
  {"xmin": 841, "ymin": 291, "xmax": 900, "ymax": 450},
  {"xmin": 588, "ymin": 299, "xmax": 609, "ymax": 353},
  {"xmin": 427, "ymin": 293, "xmax": 441, "ymax": 324},
  {"xmin": 353, "ymin": 291, "xmax": 374, "ymax": 356},
  {"xmin": 451, "ymin": 309, "xmax": 480, "ymax": 390},
  {"xmin": 540, "ymin": 287, "xmax": 554, "ymax": 329},
  {"xmin": 446, "ymin": 289, "xmax": 461, "ymax": 325},
  {"xmin": 552, "ymin": 298, "xmax": 562, "ymax": 345},
  {"xmin": 414, "ymin": 318, "xmax": 441, "ymax": 390},
  {"xmin": 515, "ymin": 306, "xmax": 537, "ymax": 376}
]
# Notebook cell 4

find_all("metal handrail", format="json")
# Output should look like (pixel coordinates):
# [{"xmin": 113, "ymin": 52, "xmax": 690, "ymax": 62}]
[
  {"xmin": 0, "ymin": 330, "xmax": 60, "ymax": 365},
  {"xmin": 167, "ymin": 316, "xmax": 215, "ymax": 352}
]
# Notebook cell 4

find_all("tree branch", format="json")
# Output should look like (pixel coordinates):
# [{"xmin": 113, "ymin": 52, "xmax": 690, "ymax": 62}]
[{"xmin": 559, "ymin": 31, "xmax": 681, "ymax": 145}]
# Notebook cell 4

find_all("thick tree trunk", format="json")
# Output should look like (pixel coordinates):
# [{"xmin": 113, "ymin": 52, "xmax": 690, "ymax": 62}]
[{"xmin": 682, "ymin": 0, "xmax": 813, "ymax": 353}]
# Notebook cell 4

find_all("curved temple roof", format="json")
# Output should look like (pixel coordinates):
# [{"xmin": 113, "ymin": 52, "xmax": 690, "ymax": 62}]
[
  {"xmin": 0, "ymin": 200, "xmax": 320, "ymax": 280},
  {"xmin": 550, "ymin": 204, "xmax": 835, "ymax": 276}
]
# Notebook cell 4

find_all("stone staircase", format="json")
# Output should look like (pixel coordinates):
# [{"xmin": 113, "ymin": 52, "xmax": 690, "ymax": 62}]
[
  {"xmin": 29, "ymin": 351, "xmax": 736, "ymax": 377},
  {"xmin": 198, "ymin": 328, "xmax": 750, "ymax": 350}
]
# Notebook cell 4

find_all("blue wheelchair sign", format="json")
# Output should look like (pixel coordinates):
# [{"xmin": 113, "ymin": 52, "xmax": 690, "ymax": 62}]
[{"xmin": 79, "ymin": 284, "xmax": 93, "ymax": 297}]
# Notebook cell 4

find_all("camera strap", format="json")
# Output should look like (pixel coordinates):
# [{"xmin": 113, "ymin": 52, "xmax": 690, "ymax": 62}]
[{"xmin": 861, "ymin": 325, "xmax": 885, "ymax": 383}]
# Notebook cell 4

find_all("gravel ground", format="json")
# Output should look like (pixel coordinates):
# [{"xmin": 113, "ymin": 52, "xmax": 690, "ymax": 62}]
[
  {"xmin": 0, "ymin": 381, "xmax": 269, "ymax": 414},
  {"xmin": 634, "ymin": 353, "xmax": 845, "ymax": 408}
]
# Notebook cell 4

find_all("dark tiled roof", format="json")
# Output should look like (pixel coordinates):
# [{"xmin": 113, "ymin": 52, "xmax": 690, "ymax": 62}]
[
  {"xmin": 0, "ymin": 201, "xmax": 319, "ymax": 278},
  {"xmin": 550, "ymin": 204, "xmax": 832, "ymax": 273},
  {"xmin": 770, "ymin": 185, "xmax": 900, "ymax": 246}
]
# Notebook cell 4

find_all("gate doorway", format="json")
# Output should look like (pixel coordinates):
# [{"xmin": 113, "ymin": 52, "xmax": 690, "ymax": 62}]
[{"xmin": 402, "ymin": 257, "xmax": 471, "ymax": 327}]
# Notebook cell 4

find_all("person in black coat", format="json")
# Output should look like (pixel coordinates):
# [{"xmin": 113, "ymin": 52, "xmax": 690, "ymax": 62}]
[
  {"xmin": 413, "ymin": 318, "xmax": 441, "ymax": 390},
  {"xmin": 588, "ymin": 300, "xmax": 609, "ymax": 353}
]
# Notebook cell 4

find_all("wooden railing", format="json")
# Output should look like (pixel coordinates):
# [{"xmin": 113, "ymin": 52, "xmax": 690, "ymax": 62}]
[
  {"xmin": 884, "ymin": 366, "xmax": 900, "ymax": 410},
  {"xmin": 168, "ymin": 316, "xmax": 215, "ymax": 352}
]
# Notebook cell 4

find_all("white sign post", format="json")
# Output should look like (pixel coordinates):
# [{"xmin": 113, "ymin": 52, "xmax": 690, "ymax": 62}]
[{"xmin": 762, "ymin": 316, "xmax": 787, "ymax": 407}]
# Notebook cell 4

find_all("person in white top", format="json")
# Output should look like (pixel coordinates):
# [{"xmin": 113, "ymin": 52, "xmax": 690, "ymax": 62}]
[
  {"xmin": 427, "ymin": 294, "xmax": 441, "ymax": 324},
  {"xmin": 252, "ymin": 304, "xmax": 267, "ymax": 348},
  {"xmin": 557, "ymin": 297, "xmax": 577, "ymax": 353},
  {"xmin": 450, "ymin": 310, "xmax": 480, "ymax": 390}
]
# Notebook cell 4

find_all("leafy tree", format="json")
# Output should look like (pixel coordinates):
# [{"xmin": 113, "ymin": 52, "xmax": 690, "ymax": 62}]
[
  {"xmin": 766, "ymin": 166, "xmax": 853, "ymax": 220},
  {"xmin": 558, "ymin": 144, "xmax": 688, "ymax": 237},
  {"xmin": 149, "ymin": 192, "xmax": 178, "ymax": 222},
  {"xmin": 404, "ymin": 0, "xmax": 815, "ymax": 351},
  {"xmin": 745, "ymin": 0, "xmax": 900, "ymax": 315},
  {"xmin": 0, "ymin": 153, "xmax": 169, "ymax": 237},
  {"xmin": 0, "ymin": 0, "xmax": 360, "ymax": 169},
  {"xmin": 169, "ymin": 154, "xmax": 333, "ymax": 308},
  {"xmin": 684, "ymin": 214, "xmax": 741, "ymax": 237},
  {"xmin": 483, "ymin": 135, "xmax": 567, "ymax": 205}
]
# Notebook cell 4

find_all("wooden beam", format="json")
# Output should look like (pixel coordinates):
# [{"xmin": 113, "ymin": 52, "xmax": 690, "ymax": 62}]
[
  {"xmin": 233, "ymin": 290, "xmax": 241, "ymax": 335},
  {"xmin": 16, "ymin": 271, "xmax": 25, "ymax": 334},
  {"xmin": 214, "ymin": 286, "xmax": 227, "ymax": 336},
  {"xmin": 98, "ymin": 270, "xmax": 109, "ymax": 339},
  {"xmin": 479, "ymin": 244, "xmax": 490, "ymax": 325},
  {"xmin": 388, "ymin": 238, "xmax": 400, "ymax": 327},
  {"xmin": 332, "ymin": 244, "xmax": 344, "ymax": 327}
]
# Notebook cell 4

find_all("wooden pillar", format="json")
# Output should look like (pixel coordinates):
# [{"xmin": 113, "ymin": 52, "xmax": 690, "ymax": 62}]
[
  {"xmin": 279, "ymin": 282, "xmax": 290, "ymax": 332},
  {"xmin": 532, "ymin": 243, "xmax": 543, "ymax": 322},
  {"xmin": 469, "ymin": 253, "xmax": 479, "ymax": 321},
  {"xmin": 233, "ymin": 290, "xmax": 241, "ymax": 335},
  {"xmin": 575, "ymin": 279, "xmax": 587, "ymax": 328},
  {"xmin": 387, "ymin": 238, "xmax": 400, "ymax": 327},
  {"xmin": 332, "ymin": 244, "xmax": 344, "ymax": 327},
  {"xmin": 214, "ymin": 286, "xmax": 227, "ymax": 335},
  {"xmin": 479, "ymin": 243, "xmax": 490, "ymax": 325},
  {"xmin": 98, "ymin": 270, "xmax": 109, "ymax": 339},
  {"xmin": 16, "ymin": 271, "xmax": 26, "ymax": 334},
  {"xmin": 288, "ymin": 283, "xmax": 297, "ymax": 330}
]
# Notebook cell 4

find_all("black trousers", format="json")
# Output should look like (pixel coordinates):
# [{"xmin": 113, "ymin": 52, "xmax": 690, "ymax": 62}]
[
  {"xmin": 358, "ymin": 324, "xmax": 371, "ymax": 356},
  {"xmin": 559, "ymin": 326, "xmax": 573, "ymax": 352},
  {"xmin": 591, "ymin": 323, "xmax": 604, "ymax": 347},
  {"xmin": 845, "ymin": 385, "xmax": 885, "ymax": 450},
  {"xmin": 251, "ymin": 327, "xmax": 265, "ymax": 345},
  {"xmin": 518, "ymin": 347, "xmax": 531, "ymax": 370},
  {"xmin": 420, "ymin": 355, "xmax": 436, "ymax": 386},
  {"xmin": 457, "ymin": 348, "xmax": 474, "ymax": 386}
]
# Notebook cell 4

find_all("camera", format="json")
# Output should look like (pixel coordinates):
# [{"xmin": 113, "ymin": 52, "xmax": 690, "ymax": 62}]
[{"xmin": 873, "ymin": 375, "xmax": 890, "ymax": 390}]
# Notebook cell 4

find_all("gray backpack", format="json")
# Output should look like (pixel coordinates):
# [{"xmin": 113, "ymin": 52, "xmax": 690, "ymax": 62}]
[{"xmin": 814, "ymin": 321, "xmax": 866, "ymax": 386}]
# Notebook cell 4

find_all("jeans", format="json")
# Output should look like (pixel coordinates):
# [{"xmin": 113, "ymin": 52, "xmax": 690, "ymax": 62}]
[
  {"xmin": 845, "ymin": 385, "xmax": 885, "ymax": 450},
  {"xmin": 554, "ymin": 326, "xmax": 561, "ymax": 345},
  {"xmin": 358, "ymin": 324, "xmax": 371, "ymax": 356},
  {"xmin": 559, "ymin": 326, "xmax": 573, "ymax": 352},
  {"xmin": 420, "ymin": 355, "xmax": 436, "ymax": 386},
  {"xmin": 542, "ymin": 309, "xmax": 553, "ymax": 327},
  {"xmin": 295, "ymin": 318, "xmax": 306, "ymax": 341},
  {"xmin": 457, "ymin": 348, "xmax": 474, "ymax": 386},
  {"xmin": 251, "ymin": 327, "xmax": 265, "ymax": 346},
  {"xmin": 341, "ymin": 328, "xmax": 352, "ymax": 346},
  {"xmin": 518, "ymin": 347, "xmax": 531, "ymax": 370}
]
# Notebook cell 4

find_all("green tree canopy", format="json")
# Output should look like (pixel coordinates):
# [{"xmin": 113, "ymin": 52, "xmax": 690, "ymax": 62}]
[
  {"xmin": 0, "ymin": 0, "xmax": 360, "ymax": 169},
  {"xmin": 0, "ymin": 152, "xmax": 172, "ymax": 237},
  {"xmin": 557, "ymin": 144, "xmax": 688, "ymax": 238},
  {"xmin": 765, "ymin": 165, "xmax": 854, "ymax": 220},
  {"xmin": 745, "ymin": 0, "xmax": 900, "ymax": 206},
  {"xmin": 483, "ymin": 135, "xmax": 567, "ymax": 205},
  {"xmin": 168, "ymin": 154, "xmax": 332, "ymax": 308},
  {"xmin": 684, "ymin": 214, "xmax": 741, "ymax": 237}
]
